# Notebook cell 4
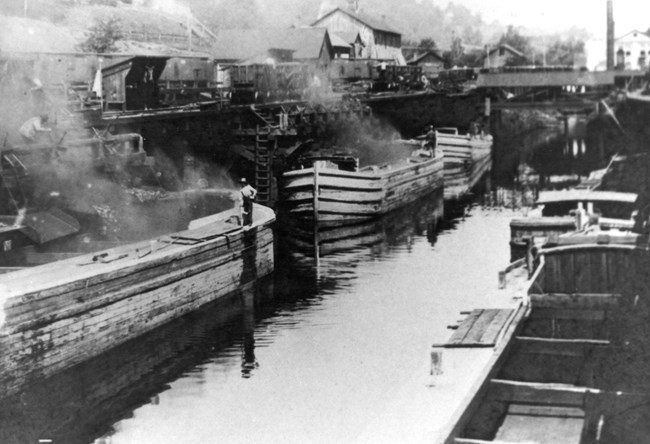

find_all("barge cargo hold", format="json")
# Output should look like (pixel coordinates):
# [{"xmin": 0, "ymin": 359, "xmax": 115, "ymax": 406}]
[
  {"xmin": 443, "ymin": 231, "xmax": 650, "ymax": 444},
  {"xmin": 0, "ymin": 203, "xmax": 275, "ymax": 396}
]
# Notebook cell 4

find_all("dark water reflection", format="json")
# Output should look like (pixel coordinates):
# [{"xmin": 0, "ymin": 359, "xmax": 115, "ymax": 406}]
[
  {"xmin": 3, "ymin": 120, "xmax": 601, "ymax": 444},
  {"xmin": 0, "ymin": 189, "xmax": 518, "ymax": 444},
  {"xmin": 492, "ymin": 116, "xmax": 609, "ymax": 188}
]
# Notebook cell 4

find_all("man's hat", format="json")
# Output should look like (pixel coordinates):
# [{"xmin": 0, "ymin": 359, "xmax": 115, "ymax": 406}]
[{"xmin": 240, "ymin": 177, "xmax": 247, "ymax": 184}]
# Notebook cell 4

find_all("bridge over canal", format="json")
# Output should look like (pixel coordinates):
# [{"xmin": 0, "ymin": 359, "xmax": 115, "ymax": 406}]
[{"xmin": 476, "ymin": 69, "xmax": 645, "ymax": 113}]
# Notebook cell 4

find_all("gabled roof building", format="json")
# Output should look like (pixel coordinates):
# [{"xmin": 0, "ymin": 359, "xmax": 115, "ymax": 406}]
[
  {"xmin": 481, "ymin": 44, "xmax": 526, "ymax": 69},
  {"xmin": 407, "ymin": 50, "xmax": 445, "ymax": 76},
  {"xmin": 311, "ymin": 8, "xmax": 405, "ymax": 64},
  {"xmin": 211, "ymin": 27, "xmax": 333, "ymax": 67},
  {"xmin": 615, "ymin": 30, "xmax": 650, "ymax": 70}
]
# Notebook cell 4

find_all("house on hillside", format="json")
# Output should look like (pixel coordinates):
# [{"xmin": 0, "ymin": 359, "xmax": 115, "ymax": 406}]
[
  {"xmin": 311, "ymin": 8, "xmax": 405, "ymax": 64},
  {"xmin": 482, "ymin": 44, "xmax": 526, "ymax": 69},
  {"xmin": 407, "ymin": 50, "xmax": 445, "ymax": 77},
  {"xmin": 615, "ymin": 30, "xmax": 650, "ymax": 70}
]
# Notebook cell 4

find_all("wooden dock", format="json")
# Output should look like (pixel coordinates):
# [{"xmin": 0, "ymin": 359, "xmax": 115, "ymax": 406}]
[{"xmin": 443, "ymin": 309, "xmax": 516, "ymax": 348}]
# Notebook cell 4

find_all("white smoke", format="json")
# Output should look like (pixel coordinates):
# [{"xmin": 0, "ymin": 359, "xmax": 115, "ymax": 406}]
[
  {"xmin": 133, "ymin": 0, "xmax": 191, "ymax": 17},
  {"xmin": 317, "ymin": 0, "xmax": 338, "ymax": 19}
]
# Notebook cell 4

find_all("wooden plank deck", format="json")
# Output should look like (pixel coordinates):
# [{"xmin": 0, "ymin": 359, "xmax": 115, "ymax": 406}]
[
  {"xmin": 446, "ymin": 309, "xmax": 515, "ymax": 348},
  {"xmin": 170, "ymin": 220, "xmax": 240, "ymax": 242},
  {"xmin": 494, "ymin": 403, "xmax": 585, "ymax": 444}
]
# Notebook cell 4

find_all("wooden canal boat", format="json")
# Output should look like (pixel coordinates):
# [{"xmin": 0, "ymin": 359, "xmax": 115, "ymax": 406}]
[
  {"xmin": 509, "ymin": 189, "xmax": 638, "ymax": 260},
  {"xmin": 0, "ymin": 278, "xmax": 273, "ymax": 442},
  {"xmin": 280, "ymin": 188, "xmax": 444, "ymax": 258},
  {"xmin": 0, "ymin": 202, "xmax": 275, "ymax": 396},
  {"xmin": 442, "ymin": 231, "xmax": 650, "ymax": 444},
  {"xmin": 280, "ymin": 144, "xmax": 444, "ymax": 224},
  {"xmin": 435, "ymin": 128, "xmax": 492, "ymax": 200}
]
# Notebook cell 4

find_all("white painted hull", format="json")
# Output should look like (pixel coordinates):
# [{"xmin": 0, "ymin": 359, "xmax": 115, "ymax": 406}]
[
  {"xmin": 438, "ymin": 133, "xmax": 493, "ymax": 200},
  {"xmin": 281, "ymin": 154, "xmax": 444, "ymax": 223},
  {"xmin": 0, "ymin": 204, "xmax": 276, "ymax": 396}
]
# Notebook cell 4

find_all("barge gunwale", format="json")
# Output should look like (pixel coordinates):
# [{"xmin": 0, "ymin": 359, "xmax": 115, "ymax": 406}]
[
  {"xmin": 443, "ymin": 234, "xmax": 650, "ymax": 443},
  {"xmin": 281, "ymin": 152, "xmax": 444, "ymax": 224},
  {"xmin": 0, "ymin": 203, "xmax": 276, "ymax": 396}
]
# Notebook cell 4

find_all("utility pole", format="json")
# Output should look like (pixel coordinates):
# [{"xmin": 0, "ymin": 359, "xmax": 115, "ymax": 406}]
[
  {"xmin": 187, "ymin": 12, "xmax": 192, "ymax": 51},
  {"xmin": 24, "ymin": 0, "xmax": 27, "ymax": 17},
  {"xmin": 606, "ymin": 0, "xmax": 615, "ymax": 70}
]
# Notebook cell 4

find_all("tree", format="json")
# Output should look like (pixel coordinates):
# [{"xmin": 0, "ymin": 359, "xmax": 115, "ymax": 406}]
[
  {"xmin": 418, "ymin": 37, "xmax": 437, "ymax": 51},
  {"xmin": 461, "ymin": 25, "xmax": 483, "ymax": 47},
  {"xmin": 544, "ymin": 37, "xmax": 586, "ymax": 67},
  {"xmin": 80, "ymin": 18, "xmax": 123, "ymax": 53},
  {"xmin": 498, "ymin": 25, "xmax": 531, "ymax": 56},
  {"xmin": 443, "ymin": 34, "xmax": 465, "ymax": 68}
]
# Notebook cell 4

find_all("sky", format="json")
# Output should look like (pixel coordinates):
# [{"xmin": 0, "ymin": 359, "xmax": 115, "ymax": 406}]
[{"xmin": 437, "ymin": 0, "xmax": 650, "ymax": 37}]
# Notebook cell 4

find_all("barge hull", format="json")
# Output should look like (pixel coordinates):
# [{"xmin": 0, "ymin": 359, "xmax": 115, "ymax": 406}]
[{"xmin": 0, "ymin": 205, "xmax": 275, "ymax": 396}]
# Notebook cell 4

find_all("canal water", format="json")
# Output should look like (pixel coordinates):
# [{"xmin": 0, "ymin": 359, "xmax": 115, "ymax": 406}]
[
  {"xmin": 0, "ymin": 191, "xmax": 519, "ymax": 444},
  {"xmin": 2, "ymin": 119, "xmax": 606, "ymax": 443}
]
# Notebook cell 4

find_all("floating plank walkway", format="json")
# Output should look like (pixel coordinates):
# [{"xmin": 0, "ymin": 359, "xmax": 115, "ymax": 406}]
[{"xmin": 445, "ymin": 309, "xmax": 514, "ymax": 348}]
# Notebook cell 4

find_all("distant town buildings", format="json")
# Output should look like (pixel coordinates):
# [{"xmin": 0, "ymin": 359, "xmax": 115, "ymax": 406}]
[
  {"xmin": 481, "ymin": 44, "xmax": 525, "ymax": 69},
  {"xmin": 311, "ymin": 7, "xmax": 405, "ymax": 64},
  {"xmin": 407, "ymin": 50, "xmax": 445, "ymax": 77},
  {"xmin": 614, "ymin": 29, "xmax": 650, "ymax": 70}
]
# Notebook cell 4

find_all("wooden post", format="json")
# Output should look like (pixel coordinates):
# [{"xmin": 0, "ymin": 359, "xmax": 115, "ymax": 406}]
[
  {"xmin": 313, "ymin": 160, "xmax": 320, "ymax": 223},
  {"xmin": 313, "ymin": 160, "xmax": 320, "ymax": 267},
  {"xmin": 498, "ymin": 270, "xmax": 506, "ymax": 289},
  {"xmin": 187, "ymin": 13, "xmax": 192, "ymax": 51}
]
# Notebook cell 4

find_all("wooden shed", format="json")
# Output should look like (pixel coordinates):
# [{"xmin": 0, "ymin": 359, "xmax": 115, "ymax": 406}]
[
  {"xmin": 101, "ymin": 56, "xmax": 168, "ymax": 111},
  {"xmin": 407, "ymin": 50, "xmax": 445, "ymax": 78}
]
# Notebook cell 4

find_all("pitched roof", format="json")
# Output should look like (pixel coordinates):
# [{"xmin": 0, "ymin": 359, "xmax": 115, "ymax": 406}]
[
  {"xmin": 332, "ymin": 31, "xmax": 360, "ymax": 46},
  {"xmin": 211, "ymin": 29, "xmax": 277, "ymax": 62},
  {"xmin": 615, "ymin": 29, "xmax": 650, "ymax": 41},
  {"xmin": 330, "ymin": 33, "xmax": 351, "ymax": 48},
  {"xmin": 483, "ymin": 43, "xmax": 525, "ymax": 59},
  {"xmin": 312, "ymin": 8, "xmax": 400, "ymax": 35},
  {"xmin": 408, "ymin": 50, "xmax": 444, "ymax": 64},
  {"xmin": 211, "ymin": 27, "xmax": 330, "ymax": 63},
  {"xmin": 289, "ymin": 27, "xmax": 330, "ymax": 60}
]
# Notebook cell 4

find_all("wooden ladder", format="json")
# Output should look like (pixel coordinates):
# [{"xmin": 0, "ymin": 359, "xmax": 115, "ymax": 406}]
[
  {"xmin": 250, "ymin": 106, "xmax": 276, "ymax": 127},
  {"xmin": 254, "ymin": 126, "xmax": 273, "ymax": 204}
]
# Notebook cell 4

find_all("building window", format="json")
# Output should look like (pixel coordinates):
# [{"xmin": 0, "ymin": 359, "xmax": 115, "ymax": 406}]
[{"xmin": 616, "ymin": 48, "xmax": 625, "ymax": 67}]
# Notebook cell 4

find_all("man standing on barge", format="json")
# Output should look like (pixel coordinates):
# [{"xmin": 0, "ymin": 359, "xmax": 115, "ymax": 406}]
[{"xmin": 239, "ymin": 178, "xmax": 257, "ymax": 226}]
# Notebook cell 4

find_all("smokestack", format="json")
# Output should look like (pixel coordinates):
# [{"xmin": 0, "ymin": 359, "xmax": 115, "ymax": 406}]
[{"xmin": 606, "ymin": 0, "xmax": 615, "ymax": 70}]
